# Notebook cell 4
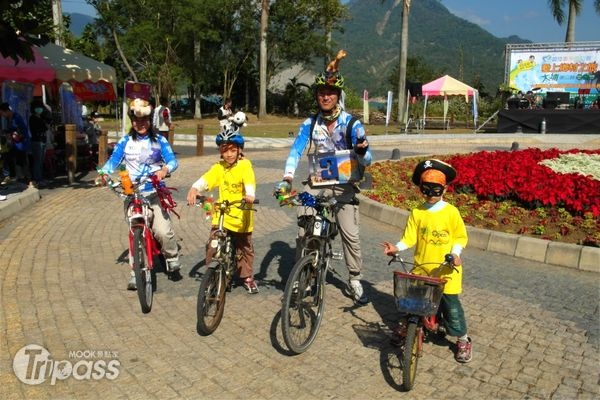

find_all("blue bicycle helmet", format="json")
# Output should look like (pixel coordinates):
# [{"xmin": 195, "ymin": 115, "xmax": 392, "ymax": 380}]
[{"xmin": 216, "ymin": 125, "xmax": 245, "ymax": 149}]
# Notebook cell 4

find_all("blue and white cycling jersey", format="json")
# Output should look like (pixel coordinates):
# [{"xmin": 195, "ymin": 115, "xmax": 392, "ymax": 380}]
[
  {"xmin": 101, "ymin": 133, "xmax": 178, "ymax": 193},
  {"xmin": 283, "ymin": 110, "xmax": 372, "ymax": 180}
]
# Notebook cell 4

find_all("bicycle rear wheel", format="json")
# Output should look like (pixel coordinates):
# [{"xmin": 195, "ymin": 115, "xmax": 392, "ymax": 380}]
[
  {"xmin": 281, "ymin": 254, "xmax": 326, "ymax": 354},
  {"xmin": 401, "ymin": 321, "xmax": 420, "ymax": 391},
  {"xmin": 132, "ymin": 227, "xmax": 153, "ymax": 314},
  {"xmin": 197, "ymin": 263, "xmax": 227, "ymax": 335}
]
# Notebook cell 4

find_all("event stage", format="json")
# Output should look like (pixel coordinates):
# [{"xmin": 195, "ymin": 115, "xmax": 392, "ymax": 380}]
[{"xmin": 497, "ymin": 109, "xmax": 600, "ymax": 133}]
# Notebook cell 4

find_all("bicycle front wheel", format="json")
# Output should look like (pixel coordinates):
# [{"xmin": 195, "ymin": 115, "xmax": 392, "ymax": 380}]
[
  {"xmin": 281, "ymin": 254, "xmax": 326, "ymax": 354},
  {"xmin": 401, "ymin": 321, "xmax": 420, "ymax": 391},
  {"xmin": 132, "ymin": 227, "xmax": 153, "ymax": 313},
  {"xmin": 196, "ymin": 263, "xmax": 227, "ymax": 335}
]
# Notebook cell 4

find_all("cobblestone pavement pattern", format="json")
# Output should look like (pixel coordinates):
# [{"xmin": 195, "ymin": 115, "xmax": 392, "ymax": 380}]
[{"xmin": 0, "ymin": 143, "xmax": 598, "ymax": 399}]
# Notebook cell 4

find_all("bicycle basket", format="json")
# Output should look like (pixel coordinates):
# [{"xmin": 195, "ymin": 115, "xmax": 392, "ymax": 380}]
[{"xmin": 393, "ymin": 272, "xmax": 446, "ymax": 316}]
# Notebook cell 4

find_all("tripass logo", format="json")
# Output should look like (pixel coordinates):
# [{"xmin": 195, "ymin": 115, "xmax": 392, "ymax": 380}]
[{"xmin": 12, "ymin": 344, "xmax": 120, "ymax": 385}]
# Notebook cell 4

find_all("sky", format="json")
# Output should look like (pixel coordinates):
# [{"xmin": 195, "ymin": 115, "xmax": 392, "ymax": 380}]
[
  {"xmin": 441, "ymin": 0, "xmax": 599, "ymax": 43},
  {"xmin": 63, "ymin": 0, "xmax": 599, "ymax": 44}
]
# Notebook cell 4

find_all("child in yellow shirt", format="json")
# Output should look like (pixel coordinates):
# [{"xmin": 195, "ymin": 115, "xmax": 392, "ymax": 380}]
[
  {"xmin": 381, "ymin": 159, "xmax": 472, "ymax": 363},
  {"xmin": 186, "ymin": 124, "xmax": 258, "ymax": 293}
]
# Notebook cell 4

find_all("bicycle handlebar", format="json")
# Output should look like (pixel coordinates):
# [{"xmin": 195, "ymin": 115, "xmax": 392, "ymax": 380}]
[
  {"xmin": 97, "ymin": 172, "xmax": 162, "ymax": 198},
  {"xmin": 195, "ymin": 196, "xmax": 259, "ymax": 208},
  {"xmin": 388, "ymin": 253, "xmax": 457, "ymax": 275},
  {"xmin": 277, "ymin": 190, "xmax": 342, "ymax": 209}
]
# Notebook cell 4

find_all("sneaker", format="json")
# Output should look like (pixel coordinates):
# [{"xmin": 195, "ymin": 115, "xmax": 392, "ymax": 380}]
[
  {"xmin": 243, "ymin": 277, "xmax": 259, "ymax": 294},
  {"xmin": 166, "ymin": 259, "xmax": 181, "ymax": 272},
  {"xmin": 127, "ymin": 275, "xmax": 137, "ymax": 291},
  {"xmin": 348, "ymin": 279, "xmax": 369, "ymax": 305},
  {"xmin": 0, "ymin": 194, "xmax": 6, "ymax": 201},
  {"xmin": 455, "ymin": 337, "xmax": 473, "ymax": 363}
]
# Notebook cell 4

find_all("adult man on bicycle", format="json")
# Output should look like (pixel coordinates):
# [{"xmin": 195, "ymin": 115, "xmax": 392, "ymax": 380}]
[
  {"xmin": 99, "ymin": 98, "xmax": 181, "ymax": 290},
  {"xmin": 275, "ymin": 50, "xmax": 371, "ymax": 305}
]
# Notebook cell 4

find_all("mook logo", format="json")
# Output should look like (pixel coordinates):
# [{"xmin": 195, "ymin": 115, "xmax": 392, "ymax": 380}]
[{"xmin": 12, "ymin": 344, "xmax": 120, "ymax": 385}]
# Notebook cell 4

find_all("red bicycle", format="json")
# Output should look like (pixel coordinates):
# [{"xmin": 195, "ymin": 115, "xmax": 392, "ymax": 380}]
[
  {"xmin": 99, "ymin": 171, "xmax": 178, "ymax": 313},
  {"xmin": 389, "ymin": 253, "xmax": 456, "ymax": 391}
]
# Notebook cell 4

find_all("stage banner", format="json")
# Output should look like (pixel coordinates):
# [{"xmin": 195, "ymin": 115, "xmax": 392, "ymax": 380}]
[
  {"xmin": 363, "ymin": 90, "xmax": 369, "ymax": 124},
  {"xmin": 72, "ymin": 80, "xmax": 116, "ymax": 101},
  {"xmin": 507, "ymin": 45, "xmax": 600, "ymax": 95},
  {"xmin": 124, "ymin": 81, "xmax": 151, "ymax": 100},
  {"xmin": 385, "ymin": 90, "xmax": 393, "ymax": 126}
]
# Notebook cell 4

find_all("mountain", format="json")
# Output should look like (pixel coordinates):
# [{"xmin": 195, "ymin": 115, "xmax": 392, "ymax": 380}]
[
  {"xmin": 67, "ymin": 13, "xmax": 95, "ymax": 37},
  {"xmin": 333, "ymin": 0, "xmax": 530, "ymax": 96}
]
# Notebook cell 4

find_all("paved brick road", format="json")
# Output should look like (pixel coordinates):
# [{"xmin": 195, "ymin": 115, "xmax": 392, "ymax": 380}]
[{"xmin": 0, "ymin": 145, "xmax": 598, "ymax": 399}]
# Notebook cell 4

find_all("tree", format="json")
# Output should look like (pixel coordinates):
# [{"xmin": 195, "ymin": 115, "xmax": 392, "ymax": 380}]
[
  {"xmin": 548, "ymin": 0, "xmax": 600, "ymax": 42},
  {"xmin": 0, "ymin": 0, "xmax": 53, "ymax": 63},
  {"xmin": 259, "ymin": 0, "xmax": 269, "ymax": 119},
  {"xmin": 396, "ymin": 0, "xmax": 410, "ymax": 124}
]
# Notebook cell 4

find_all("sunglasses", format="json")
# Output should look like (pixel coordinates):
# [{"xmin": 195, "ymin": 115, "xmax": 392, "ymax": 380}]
[
  {"xmin": 420, "ymin": 182, "xmax": 445, "ymax": 197},
  {"xmin": 132, "ymin": 116, "xmax": 149, "ymax": 123}
]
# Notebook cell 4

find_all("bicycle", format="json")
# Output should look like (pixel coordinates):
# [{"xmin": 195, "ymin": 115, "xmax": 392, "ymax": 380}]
[
  {"xmin": 195, "ymin": 196, "xmax": 259, "ymax": 336},
  {"xmin": 388, "ymin": 253, "xmax": 456, "ymax": 391},
  {"xmin": 99, "ymin": 171, "xmax": 176, "ymax": 314},
  {"xmin": 277, "ymin": 190, "xmax": 346, "ymax": 354}
]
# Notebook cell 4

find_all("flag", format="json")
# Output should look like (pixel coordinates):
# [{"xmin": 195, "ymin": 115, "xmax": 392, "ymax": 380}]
[
  {"xmin": 363, "ymin": 90, "xmax": 369, "ymax": 124},
  {"xmin": 385, "ymin": 91, "xmax": 393, "ymax": 127}
]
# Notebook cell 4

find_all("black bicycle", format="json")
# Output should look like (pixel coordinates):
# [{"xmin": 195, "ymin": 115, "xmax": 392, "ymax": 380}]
[
  {"xmin": 278, "ymin": 191, "xmax": 346, "ymax": 354},
  {"xmin": 195, "ymin": 197, "xmax": 258, "ymax": 335}
]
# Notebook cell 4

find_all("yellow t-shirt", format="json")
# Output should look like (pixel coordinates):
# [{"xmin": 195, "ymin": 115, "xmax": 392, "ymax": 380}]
[
  {"xmin": 399, "ymin": 202, "xmax": 468, "ymax": 294},
  {"xmin": 201, "ymin": 159, "xmax": 256, "ymax": 233}
]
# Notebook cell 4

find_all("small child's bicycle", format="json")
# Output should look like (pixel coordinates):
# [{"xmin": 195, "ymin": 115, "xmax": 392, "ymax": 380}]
[
  {"xmin": 389, "ymin": 253, "xmax": 456, "ymax": 391},
  {"xmin": 194, "ymin": 196, "xmax": 259, "ymax": 335}
]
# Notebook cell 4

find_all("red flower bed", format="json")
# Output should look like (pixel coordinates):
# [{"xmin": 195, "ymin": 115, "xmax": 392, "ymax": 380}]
[
  {"xmin": 445, "ymin": 148, "xmax": 600, "ymax": 217},
  {"xmin": 365, "ymin": 148, "xmax": 600, "ymax": 247}
]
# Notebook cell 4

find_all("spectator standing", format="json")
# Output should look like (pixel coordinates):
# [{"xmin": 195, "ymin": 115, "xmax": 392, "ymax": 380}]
[
  {"xmin": 218, "ymin": 98, "xmax": 233, "ymax": 128},
  {"xmin": 0, "ymin": 102, "xmax": 31, "ymax": 185},
  {"xmin": 153, "ymin": 97, "xmax": 172, "ymax": 140}
]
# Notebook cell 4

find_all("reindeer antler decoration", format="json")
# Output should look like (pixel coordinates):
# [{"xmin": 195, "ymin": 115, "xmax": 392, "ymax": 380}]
[{"xmin": 326, "ymin": 49, "xmax": 347, "ymax": 73}]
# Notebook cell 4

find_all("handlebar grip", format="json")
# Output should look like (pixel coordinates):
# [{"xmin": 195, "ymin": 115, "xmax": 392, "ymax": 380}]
[
  {"xmin": 444, "ymin": 253, "xmax": 455, "ymax": 264},
  {"xmin": 195, "ymin": 195, "xmax": 207, "ymax": 204},
  {"xmin": 252, "ymin": 199, "xmax": 260, "ymax": 205}
]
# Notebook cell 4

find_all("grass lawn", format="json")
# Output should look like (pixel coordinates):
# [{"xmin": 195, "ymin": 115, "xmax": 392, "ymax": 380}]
[{"xmin": 98, "ymin": 112, "xmax": 478, "ymax": 138}]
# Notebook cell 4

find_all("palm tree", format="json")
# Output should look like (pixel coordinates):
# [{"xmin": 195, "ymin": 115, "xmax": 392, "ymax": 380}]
[
  {"xmin": 548, "ymin": 0, "xmax": 600, "ymax": 42},
  {"xmin": 396, "ymin": 0, "xmax": 410, "ymax": 124},
  {"xmin": 258, "ymin": 0, "xmax": 269, "ymax": 119}
]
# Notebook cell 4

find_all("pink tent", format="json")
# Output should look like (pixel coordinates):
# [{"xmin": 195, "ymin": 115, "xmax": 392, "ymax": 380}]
[
  {"xmin": 422, "ymin": 75, "xmax": 477, "ymax": 98},
  {"xmin": 0, "ymin": 47, "xmax": 56, "ymax": 85},
  {"xmin": 421, "ymin": 75, "xmax": 479, "ymax": 129}
]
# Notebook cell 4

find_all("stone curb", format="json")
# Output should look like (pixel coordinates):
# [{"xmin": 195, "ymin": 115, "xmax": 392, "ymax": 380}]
[
  {"xmin": 357, "ymin": 194, "xmax": 600, "ymax": 273},
  {"xmin": 0, "ymin": 187, "xmax": 41, "ymax": 223}
]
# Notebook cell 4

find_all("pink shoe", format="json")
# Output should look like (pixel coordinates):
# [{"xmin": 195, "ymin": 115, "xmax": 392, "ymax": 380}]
[
  {"xmin": 456, "ymin": 337, "xmax": 473, "ymax": 363},
  {"xmin": 243, "ymin": 277, "xmax": 259, "ymax": 294}
]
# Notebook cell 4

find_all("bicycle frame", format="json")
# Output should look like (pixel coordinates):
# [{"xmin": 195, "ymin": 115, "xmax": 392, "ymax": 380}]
[
  {"xmin": 103, "ymin": 174, "xmax": 162, "ymax": 270},
  {"xmin": 207, "ymin": 200, "xmax": 239, "ymax": 282},
  {"xmin": 126, "ymin": 194, "xmax": 160, "ymax": 271}
]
